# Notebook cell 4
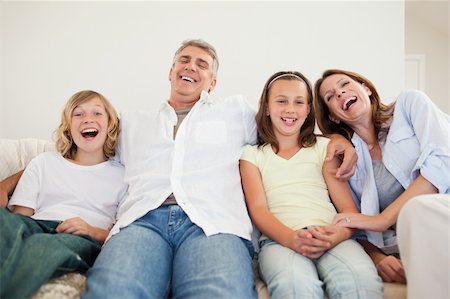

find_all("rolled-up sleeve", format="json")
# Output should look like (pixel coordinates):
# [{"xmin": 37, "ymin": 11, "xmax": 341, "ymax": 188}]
[
  {"xmin": 415, "ymin": 144, "xmax": 450, "ymax": 193},
  {"xmin": 394, "ymin": 90, "xmax": 450, "ymax": 193}
]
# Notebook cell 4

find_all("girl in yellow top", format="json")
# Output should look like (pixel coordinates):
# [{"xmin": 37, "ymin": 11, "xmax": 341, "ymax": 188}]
[{"xmin": 240, "ymin": 71, "xmax": 382, "ymax": 299}]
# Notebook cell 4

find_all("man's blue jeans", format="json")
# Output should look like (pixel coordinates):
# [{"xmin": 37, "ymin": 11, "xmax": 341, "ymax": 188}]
[
  {"xmin": 0, "ymin": 208, "xmax": 101, "ymax": 298},
  {"xmin": 83, "ymin": 205, "xmax": 257, "ymax": 299}
]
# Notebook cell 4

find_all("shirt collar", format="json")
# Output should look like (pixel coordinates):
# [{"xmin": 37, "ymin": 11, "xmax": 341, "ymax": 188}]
[
  {"xmin": 161, "ymin": 90, "xmax": 217, "ymax": 112},
  {"xmin": 199, "ymin": 90, "xmax": 217, "ymax": 104}
]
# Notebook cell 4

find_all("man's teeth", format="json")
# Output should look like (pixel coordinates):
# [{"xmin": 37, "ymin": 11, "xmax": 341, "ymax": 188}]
[
  {"xmin": 181, "ymin": 76, "xmax": 194, "ymax": 83},
  {"xmin": 343, "ymin": 97, "xmax": 357, "ymax": 111}
]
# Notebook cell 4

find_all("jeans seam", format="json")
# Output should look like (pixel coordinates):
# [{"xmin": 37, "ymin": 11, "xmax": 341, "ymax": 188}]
[
  {"xmin": 168, "ymin": 206, "xmax": 187, "ymax": 237},
  {"xmin": 319, "ymin": 243, "xmax": 373, "ymax": 298}
]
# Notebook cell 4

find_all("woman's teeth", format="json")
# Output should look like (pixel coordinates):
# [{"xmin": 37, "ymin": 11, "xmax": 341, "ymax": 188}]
[{"xmin": 343, "ymin": 97, "xmax": 357, "ymax": 111}]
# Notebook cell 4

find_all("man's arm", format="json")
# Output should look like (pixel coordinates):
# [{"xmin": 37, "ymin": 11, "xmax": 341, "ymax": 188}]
[
  {"xmin": 325, "ymin": 134, "xmax": 357, "ymax": 180},
  {"xmin": 0, "ymin": 170, "xmax": 24, "ymax": 207}
]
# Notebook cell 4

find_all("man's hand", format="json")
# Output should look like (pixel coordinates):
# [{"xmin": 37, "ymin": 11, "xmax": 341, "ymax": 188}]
[{"xmin": 325, "ymin": 134, "xmax": 357, "ymax": 180}]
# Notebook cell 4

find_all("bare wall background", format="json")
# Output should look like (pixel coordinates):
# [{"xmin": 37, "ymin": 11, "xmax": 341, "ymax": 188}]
[
  {"xmin": 0, "ymin": 1, "xmax": 405, "ymax": 139},
  {"xmin": 405, "ymin": 0, "xmax": 449, "ymax": 113}
]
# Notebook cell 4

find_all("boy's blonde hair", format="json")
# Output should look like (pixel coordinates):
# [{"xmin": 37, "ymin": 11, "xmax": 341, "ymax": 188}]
[{"xmin": 55, "ymin": 90, "xmax": 120, "ymax": 159}]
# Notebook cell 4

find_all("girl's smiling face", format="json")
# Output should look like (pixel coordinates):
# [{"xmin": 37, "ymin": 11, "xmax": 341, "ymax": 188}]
[
  {"xmin": 267, "ymin": 79, "xmax": 311, "ymax": 139},
  {"xmin": 70, "ymin": 96, "xmax": 109, "ymax": 160},
  {"xmin": 319, "ymin": 74, "xmax": 373, "ymax": 126}
]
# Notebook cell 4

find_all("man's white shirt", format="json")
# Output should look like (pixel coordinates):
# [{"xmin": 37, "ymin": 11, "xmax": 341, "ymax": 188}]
[{"xmin": 110, "ymin": 92, "xmax": 257, "ymax": 241}]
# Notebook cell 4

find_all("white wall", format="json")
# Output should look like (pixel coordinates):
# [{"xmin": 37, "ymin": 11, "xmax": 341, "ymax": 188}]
[
  {"xmin": 405, "ymin": 0, "xmax": 449, "ymax": 113},
  {"xmin": 0, "ymin": 1, "xmax": 405, "ymax": 139}
]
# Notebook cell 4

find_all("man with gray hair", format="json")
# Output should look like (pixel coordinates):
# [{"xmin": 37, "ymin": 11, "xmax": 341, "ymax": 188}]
[{"xmin": 83, "ymin": 39, "xmax": 259, "ymax": 298}]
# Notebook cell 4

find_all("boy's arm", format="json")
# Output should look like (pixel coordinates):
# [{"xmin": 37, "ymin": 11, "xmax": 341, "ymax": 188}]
[
  {"xmin": 0, "ymin": 170, "xmax": 24, "ymax": 207},
  {"xmin": 11, "ymin": 205, "xmax": 34, "ymax": 216},
  {"xmin": 87, "ymin": 227, "xmax": 109, "ymax": 245}
]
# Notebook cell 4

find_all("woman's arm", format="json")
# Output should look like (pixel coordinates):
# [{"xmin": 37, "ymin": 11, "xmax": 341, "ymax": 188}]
[
  {"xmin": 239, "ymin": 160, "xmax": 330, "ymax": 255},
  {"xmin": 0, "ymin": 170, "xmax": 24, "ymax": 207},
  {"xmin": 399, "ymin": 90, "xmax": 450, "ymax": 193},
  {"xmin": 333, "ymin": 91, "xmax": 448, "ymax": 230},
  {"xmin": 376, "ymin": 175, "xmax": 437, "ymax": 230},
  {"xmin": 334, "ymin": 174, "xmax": 437, "ymax": 231}
]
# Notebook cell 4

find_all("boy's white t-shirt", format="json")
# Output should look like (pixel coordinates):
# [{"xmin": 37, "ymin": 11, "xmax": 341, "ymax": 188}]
[{"xmin": 8, "ymin": 151, "xmax": 127, "ymax": 229}]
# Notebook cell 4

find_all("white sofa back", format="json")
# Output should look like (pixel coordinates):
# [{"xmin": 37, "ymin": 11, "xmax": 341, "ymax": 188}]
[{"xmin": 0, "ymin": 138, "xmax": 54, "ymax": 180}]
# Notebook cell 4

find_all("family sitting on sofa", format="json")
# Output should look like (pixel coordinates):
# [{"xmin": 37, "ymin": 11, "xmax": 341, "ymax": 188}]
[{"xmin": 1, "ymin": 39, "xmax": 449, "ymax": 299}]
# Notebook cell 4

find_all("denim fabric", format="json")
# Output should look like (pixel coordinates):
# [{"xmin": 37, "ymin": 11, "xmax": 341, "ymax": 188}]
[
  {"xmin": 83, "ymin": 205, "xmax": 257, "ymax": 299},
  {"xmin": 0, "ymin": 208, "xmax": 101, "ymax": 298},
  {"xmin": 259, "ymin": 239, "xmax": 383, "ymax": 299}
]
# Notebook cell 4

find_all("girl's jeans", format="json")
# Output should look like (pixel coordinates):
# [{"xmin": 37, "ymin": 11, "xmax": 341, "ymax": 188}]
[
  {"xmin": 0, "ymin": 208, "xmax": 101, "ymax": 298},
  {"xmin": 259, "ymin": 239, "xmax": 383, "ymax": 299}
]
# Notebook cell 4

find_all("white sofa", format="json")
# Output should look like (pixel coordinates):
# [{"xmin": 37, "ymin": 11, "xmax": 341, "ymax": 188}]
[{"xmin": 0, "ymin": 138, "xmax": 406, "ymax": 299}]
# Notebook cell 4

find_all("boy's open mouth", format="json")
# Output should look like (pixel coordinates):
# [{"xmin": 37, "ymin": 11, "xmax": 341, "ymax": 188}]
[{"xmin": 81, "ymin": 128, "xmax": 98, "ymax": 138}]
